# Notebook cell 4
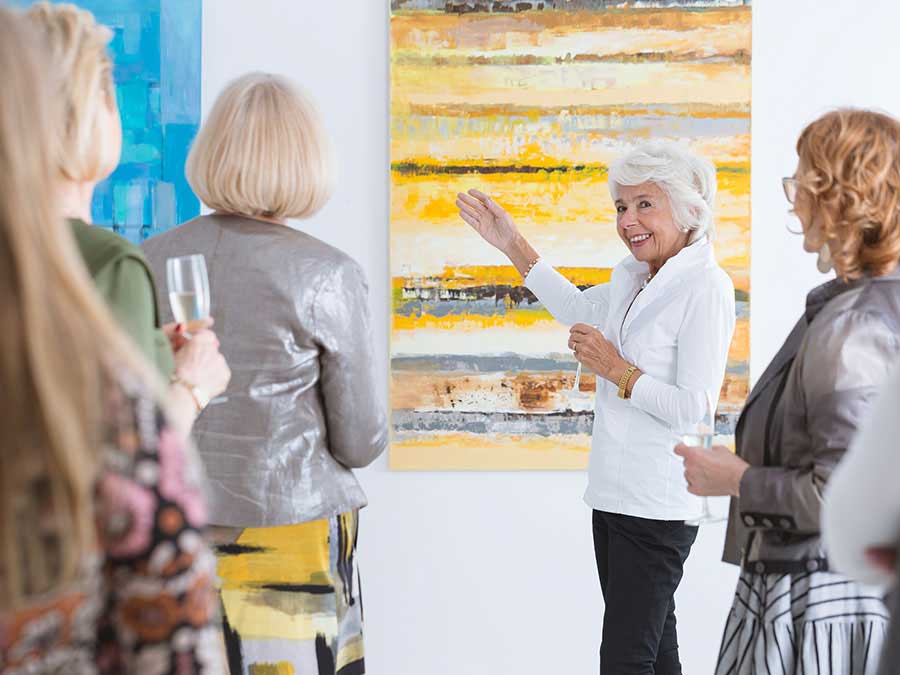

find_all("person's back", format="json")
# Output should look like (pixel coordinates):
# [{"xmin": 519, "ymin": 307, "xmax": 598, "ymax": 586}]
[
  {"xmin": 1, "ymin": 377, "xmax": 220, "ymax": 674},
  {"xmin": 143, "ymin": 213, "xmax": 387, "ymax": 526},
  {"xmin": 141, "ymin": 72, "xmax": 385, "ymax": 674}
]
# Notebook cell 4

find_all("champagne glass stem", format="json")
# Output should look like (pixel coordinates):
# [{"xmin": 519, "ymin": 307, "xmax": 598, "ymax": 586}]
[{"xmin": 572, "ymin": 362, "xmax": 582, "ymax": 392}]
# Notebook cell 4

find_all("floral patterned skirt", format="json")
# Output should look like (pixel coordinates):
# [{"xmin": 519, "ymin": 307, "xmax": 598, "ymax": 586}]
[{"xmin": 211, "ymin": 510, "xmax": 364, "ymax": 675}]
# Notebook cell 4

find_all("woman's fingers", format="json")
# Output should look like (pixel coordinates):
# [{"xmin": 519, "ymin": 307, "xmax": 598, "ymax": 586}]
[
  {"xmin": 570, "ymin": 323, "xmax": 594, "ymax": 335},
  {"xmin": 570, "ymin": 332, "xmax": 599, "ymax": 348},
  {"xmin": 456, "ymin": 199, "xmax": 481, "ymax": 220},
  {"xmin": 458, "ymin": 209, "xmax": 481, "ymax": 230},
  {"xmin": 468, "ymin": 188, "xmax": 506, "ymax": 215},
  {"xmin": 458, "ymin": 191, "xmax": 488, "ymax": 211},
  {"xmin": 467, "ymin": 188, "xmax": 491, "ymax": 204}
]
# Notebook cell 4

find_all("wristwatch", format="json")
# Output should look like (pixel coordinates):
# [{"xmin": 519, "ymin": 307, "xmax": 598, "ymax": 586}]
[{"xmin": 171, "ymin": 374, "xmax": 210, "ymax": 413}]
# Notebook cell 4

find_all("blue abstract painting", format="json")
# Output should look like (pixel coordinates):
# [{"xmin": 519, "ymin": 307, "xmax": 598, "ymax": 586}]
[{"xmin": 11, "ymin": 0, "xmax": 201, "ymax": 243}]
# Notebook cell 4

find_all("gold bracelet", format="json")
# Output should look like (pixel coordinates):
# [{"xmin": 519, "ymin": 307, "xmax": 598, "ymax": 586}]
[
  {"xmin": 171, "ymin": 375, "xmax": 209, "ymax": 413},
  {"xmin": 617, "ymin": 365, "xmax": 638, "ymax": 400},
  {"xmin": 523, "ymin": 256, "xmax": 541, "ymax": 278}
]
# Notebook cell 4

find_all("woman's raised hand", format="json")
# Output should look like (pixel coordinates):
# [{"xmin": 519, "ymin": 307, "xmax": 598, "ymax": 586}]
[{"xmin": 456, "ymin": 189, "xmax": 520, "ymax": 254}]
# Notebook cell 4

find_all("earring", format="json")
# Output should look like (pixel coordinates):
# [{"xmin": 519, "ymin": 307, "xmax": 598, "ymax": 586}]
[{"xmin": 817, "ymin": 241, "xmax": 833, "ymax": 274}]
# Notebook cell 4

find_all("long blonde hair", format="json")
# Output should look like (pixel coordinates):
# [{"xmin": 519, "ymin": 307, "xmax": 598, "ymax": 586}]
[{"xmin": 0, "ymin": 7, "xmax": 156, "ymax": 608}]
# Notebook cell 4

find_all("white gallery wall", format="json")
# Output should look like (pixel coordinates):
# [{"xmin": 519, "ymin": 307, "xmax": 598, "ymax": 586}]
[{"xmin": 201, "ymin": 2, "xmax": 900, "ymax": 672}]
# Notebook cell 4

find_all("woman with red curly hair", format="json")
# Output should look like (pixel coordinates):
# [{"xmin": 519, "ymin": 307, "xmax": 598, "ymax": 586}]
[{"xmin": 677, "ymin": 109, "xmax": 900, "ymax": 674}]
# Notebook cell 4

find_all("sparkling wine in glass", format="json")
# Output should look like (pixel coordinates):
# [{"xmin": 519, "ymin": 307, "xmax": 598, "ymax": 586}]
[
  {"xmin": 683, "ymin": 395, "xmax": 727, "ymax": 526},
  {"xmin": 166, "ymin": 254, "xmax": 210, "ymax": 333}
]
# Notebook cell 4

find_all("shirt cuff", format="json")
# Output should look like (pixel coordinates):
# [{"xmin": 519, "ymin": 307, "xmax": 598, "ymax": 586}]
[
  {"xmin": 628, "ymin": 371, "xmax": 658, "ymax": 413},
  {"xmin": 523, "ymin": 258, "xmax": 553, "ymax": 291}
]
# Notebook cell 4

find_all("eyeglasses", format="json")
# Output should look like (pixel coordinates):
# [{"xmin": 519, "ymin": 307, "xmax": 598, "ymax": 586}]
[
  {"xmin": 782, "ymin": 177, "xmax": 799, "ymax": 204},
  {"xmin": 782, "ymin": 177, "xmax": 804, "ymax": 234}
]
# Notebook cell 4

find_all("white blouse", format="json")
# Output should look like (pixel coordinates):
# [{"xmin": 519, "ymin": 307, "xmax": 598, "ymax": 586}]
[
  {"xmin": 525, "ymin": 238, "xmax": 736, "ymax": 520},
  {"xmin": 823, "ymin": 363, "xmax": 900, "ymax": 588}
]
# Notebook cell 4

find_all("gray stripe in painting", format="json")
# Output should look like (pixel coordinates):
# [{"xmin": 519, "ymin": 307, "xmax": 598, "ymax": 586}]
[
  {"xmin": 393, "ymin": 409, "xmax": 740, "ymax": 436},
  {"xmin": 390, "ymin": 354, "xmax": 749, "ymax": 377},
  {"xmin": 393, "ymin": 409, "xmax": 594, "ymax": 436},
  {"xmin": 391, "ymin": 354, "xmax": 579, "ymax": 372}
]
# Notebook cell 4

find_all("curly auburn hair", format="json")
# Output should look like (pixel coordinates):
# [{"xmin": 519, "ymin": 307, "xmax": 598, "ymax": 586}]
[{"xmin": 797, "ymin": 109, "xmax": 900, "ymax": 280}]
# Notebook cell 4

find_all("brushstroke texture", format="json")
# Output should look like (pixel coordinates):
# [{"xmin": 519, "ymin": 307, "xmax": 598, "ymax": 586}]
[
  {"xmin": 11, "ymin": 0, "xmax": 201, "ymax": 243},
  {"xmin": 390, "ymin": 2, "xmax": 752, "ymax": 470}
]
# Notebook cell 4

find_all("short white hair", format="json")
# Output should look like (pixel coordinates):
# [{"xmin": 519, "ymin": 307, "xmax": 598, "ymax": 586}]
[{"xmin": 608, "ymin": 142, "xmax": 717, "ymax": 243}]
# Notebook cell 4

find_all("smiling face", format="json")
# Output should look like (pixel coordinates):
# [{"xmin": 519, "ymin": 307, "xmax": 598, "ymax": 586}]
[{"xmin": 615, "ymin": 181, "xmax": 691, "ymax": 274}]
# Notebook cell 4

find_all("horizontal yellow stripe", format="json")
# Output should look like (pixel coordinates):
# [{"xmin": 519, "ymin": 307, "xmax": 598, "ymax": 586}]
[{"xmin": 391, "ymin": 432, "xmax": 591, "ymax": 471}]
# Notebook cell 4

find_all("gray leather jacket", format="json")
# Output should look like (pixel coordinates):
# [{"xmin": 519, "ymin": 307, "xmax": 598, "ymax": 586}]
[
  {"xmin": 722, "ymin": 269, "xmax": 900, "ymax": 570},
  {"xmin": 142, "ymin": 214, "xmax": 388, "ymax": 527}
]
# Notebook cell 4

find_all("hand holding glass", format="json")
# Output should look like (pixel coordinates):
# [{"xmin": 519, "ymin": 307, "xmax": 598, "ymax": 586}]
[
  {"xmin": 570, "ymin": 324, "xmax": 602, "ymax": 392},
  {"xmin": 166, "ymin": 254, "xmax": 210, "ymax": 334},
  {"xmin": 682, "ymin": 396, "xmax": 727, "ymax": 526}
]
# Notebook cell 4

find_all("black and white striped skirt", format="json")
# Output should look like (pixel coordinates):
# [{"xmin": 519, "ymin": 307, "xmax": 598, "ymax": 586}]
[{"xmin": 715, "ymin": 569, "xmax": 889, "ymax": 675}]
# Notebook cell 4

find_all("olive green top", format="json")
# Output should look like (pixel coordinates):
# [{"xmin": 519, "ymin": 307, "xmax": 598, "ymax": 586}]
[{"xmin": 70, "ymin": 219, "xmax": 174, "ymax": 377}]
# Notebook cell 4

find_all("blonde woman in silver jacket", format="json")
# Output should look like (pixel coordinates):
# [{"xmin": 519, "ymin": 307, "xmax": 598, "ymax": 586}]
[
  {"xmin": 678, "ymin": 109, "xmax": 900, "ymax": 674},
  {"xmin": 142, "ymin": 73, "xmax": 387, "ymax": 675}
]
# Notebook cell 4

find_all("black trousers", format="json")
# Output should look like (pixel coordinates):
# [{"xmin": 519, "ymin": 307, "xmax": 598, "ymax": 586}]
[{"xmin": 592, "ymin": 510, "xmax": 698, "ymax": 675}]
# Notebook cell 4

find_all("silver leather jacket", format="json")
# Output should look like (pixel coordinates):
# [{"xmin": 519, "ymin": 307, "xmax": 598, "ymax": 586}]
[
  {"xmin": 722, "ymin": 269, "xmax": 900, "ymax": 570},
  {"xmin": 142, "ymin": 214, "xmax": 388, "ymax": 527}
]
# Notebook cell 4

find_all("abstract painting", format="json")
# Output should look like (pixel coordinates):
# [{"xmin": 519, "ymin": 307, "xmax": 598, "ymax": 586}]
[
  {"xmin": 12, "ymin": 0, "xmax": 202, "ymax": 244},
  {"xmin": 390, "ymin": 0, "xmax": 751, "ymax": 470}
]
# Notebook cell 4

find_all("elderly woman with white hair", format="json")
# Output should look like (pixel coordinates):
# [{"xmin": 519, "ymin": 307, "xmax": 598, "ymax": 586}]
[{"xmin": 457, "ymin": 141, "xmax": 735, "ymax": 675}]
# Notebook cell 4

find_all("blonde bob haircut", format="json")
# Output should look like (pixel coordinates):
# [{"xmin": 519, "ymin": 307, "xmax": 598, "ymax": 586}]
[
  {"xmin": 26, "ymin": 2, "xmax": 119, "ymax": 183},
  {"xmin": 796, "ymin": 108, "xmax": 900, "ymax": 281},
  {"xmin": 187, "ymin": 73, "xmax": 334, "ymax": 220}
]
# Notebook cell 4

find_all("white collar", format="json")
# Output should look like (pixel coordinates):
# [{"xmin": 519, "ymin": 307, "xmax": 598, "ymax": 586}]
[{"xmin": 621, "ymin": 237, "xmax": 714, "ymax": 290}]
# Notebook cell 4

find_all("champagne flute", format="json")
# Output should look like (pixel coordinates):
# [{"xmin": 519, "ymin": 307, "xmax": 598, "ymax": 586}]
[
  {"xmin": 570, "ymin": 324, "xmax": 602, "ymax": 393},
  {"xmin": 166, "ymin": 254, "xmax": 210, "ymax": 334},
  {"xmin": 571, "ymin": 362, "xmax": 584, "ymax": 392},
  {"xmin": 683, "ymin": 394, "xmax": 727, "ymax": 526}
]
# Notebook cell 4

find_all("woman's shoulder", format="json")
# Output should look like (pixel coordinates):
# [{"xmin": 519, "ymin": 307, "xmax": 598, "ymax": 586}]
[
  {"xmin": 263, "ymin": 224, "xmax": 360, "ymax": 270},
  {"xmin": 182, "ymin": 215, "xmax": 360, "ymax": 269},
  {"xmin": 802, "ymin": 294, "xmax": 900, "ymax": 392},
  {"xmin": 669, "ymin": 260, "xmax": 735, "ymax": 301},
  {"xmin": 69, "ymin": 219, "xmax": 149, "ymax": 278},
  {"xmin": 812, "ymin": 278, "xmax": 900, "ymax": 338},
  {"xmin": 704, "ymin": 263, "xmax": 736, "ymax": 297}
]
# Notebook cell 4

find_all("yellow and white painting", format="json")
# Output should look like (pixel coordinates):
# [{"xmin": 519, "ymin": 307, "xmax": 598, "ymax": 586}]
[{"xmin": 390, "ymin": 0, "xmax": 752, "ymax": 470}]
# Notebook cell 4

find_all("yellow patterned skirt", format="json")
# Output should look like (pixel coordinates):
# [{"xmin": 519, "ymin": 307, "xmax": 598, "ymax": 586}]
[{"xmin": 211, "ymin": 510, "xmax": 364, "ymax": 675}]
